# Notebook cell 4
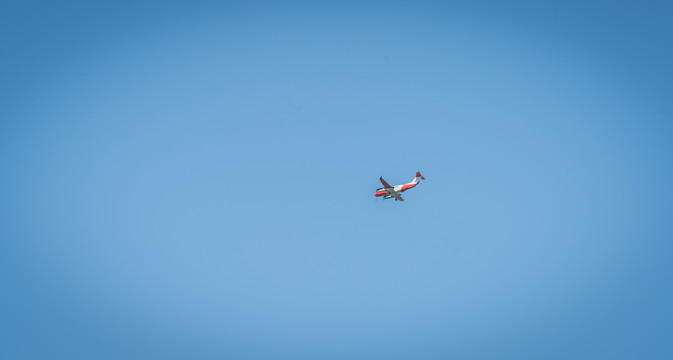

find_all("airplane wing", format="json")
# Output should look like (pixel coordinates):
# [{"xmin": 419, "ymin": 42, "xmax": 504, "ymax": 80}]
[
  {"xmin": 379, "ymin": 177, "xmax": 392, "ymax": 189},
  {"xmin": 395, "ymin": 194, "xmax": 404, "ymax": 201}
]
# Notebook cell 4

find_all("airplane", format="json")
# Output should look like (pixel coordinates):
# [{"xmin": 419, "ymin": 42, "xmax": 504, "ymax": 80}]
[{"xmin": 374, "ymin": 172, "xmax": 426, "ymax": 201}]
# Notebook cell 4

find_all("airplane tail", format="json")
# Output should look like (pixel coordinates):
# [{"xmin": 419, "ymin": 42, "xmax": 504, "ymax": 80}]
[{"xmin": 411, "ymin": 171, "xmax": 426, "ymax": 184}]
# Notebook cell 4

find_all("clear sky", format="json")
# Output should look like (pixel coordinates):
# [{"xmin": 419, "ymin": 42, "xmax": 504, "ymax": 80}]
[{"xmin": 2, "ymin": 1, "xmax": 672, "ymax": 359}]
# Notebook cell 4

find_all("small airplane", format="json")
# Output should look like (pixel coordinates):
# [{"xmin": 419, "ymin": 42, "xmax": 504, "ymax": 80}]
[{"xmin": 374, "ymin": 172, "xmax": 426, "ymax": 201}]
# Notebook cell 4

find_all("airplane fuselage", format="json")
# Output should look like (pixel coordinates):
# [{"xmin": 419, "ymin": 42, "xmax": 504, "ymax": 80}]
[{"xmin": 374, "ymin": 183, "xmax": 417, "ymax": 198}]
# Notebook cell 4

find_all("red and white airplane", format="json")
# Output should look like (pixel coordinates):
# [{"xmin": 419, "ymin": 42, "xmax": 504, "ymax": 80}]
[{"xmin": 374, "ymin": 172, "xmax": 426, "ymax": 201}]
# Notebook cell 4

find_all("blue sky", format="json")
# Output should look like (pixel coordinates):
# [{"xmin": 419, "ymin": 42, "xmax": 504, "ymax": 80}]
[{"xmin": 2, "ymin": 1, "xmax": 672, "ymax": 359}]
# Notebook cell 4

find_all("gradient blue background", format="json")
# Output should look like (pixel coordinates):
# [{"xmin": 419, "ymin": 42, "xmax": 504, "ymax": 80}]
[{"xmin": 2, "ymin": 1, "xmax": 672, "ymax": 359}]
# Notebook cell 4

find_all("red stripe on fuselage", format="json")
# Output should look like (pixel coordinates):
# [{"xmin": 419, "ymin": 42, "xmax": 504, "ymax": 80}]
[{"xmin": 400, "ymin": 183, "xmax": 416, "ymax": 192}]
